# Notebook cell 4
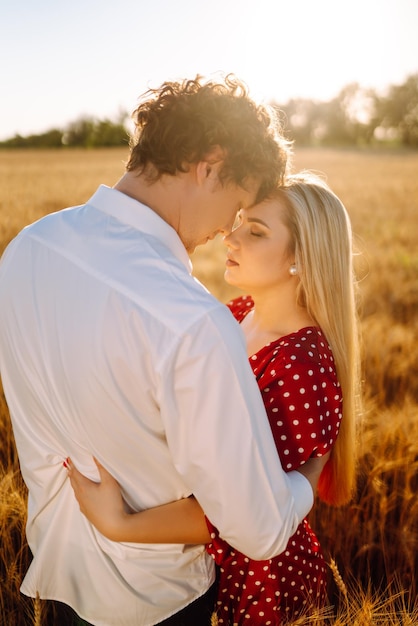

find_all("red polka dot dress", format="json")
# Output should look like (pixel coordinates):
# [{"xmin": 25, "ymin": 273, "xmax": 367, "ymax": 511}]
[{"xmin": 206, "ymin": 296, "xmax": 343, "ymax": 625}]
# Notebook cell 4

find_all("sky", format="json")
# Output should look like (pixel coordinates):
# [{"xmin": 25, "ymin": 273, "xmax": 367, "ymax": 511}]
[{"xmin": 1, "ymin": 0, "xmax": 417, "ymax": 141}]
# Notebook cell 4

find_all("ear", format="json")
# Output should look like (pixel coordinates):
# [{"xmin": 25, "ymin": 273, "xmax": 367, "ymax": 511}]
[
  {"xmin": 195, "ymin": 160, "xmax": 213, "ymax": 186},
  {"xmin": 195, "ymin": 145, "xmax": 226, "ymax": 186}
]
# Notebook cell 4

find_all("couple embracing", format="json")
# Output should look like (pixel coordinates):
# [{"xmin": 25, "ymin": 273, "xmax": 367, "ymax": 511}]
[{"xmin": 0, "ymin": 74, "xmax": 360, "ymax": 626}]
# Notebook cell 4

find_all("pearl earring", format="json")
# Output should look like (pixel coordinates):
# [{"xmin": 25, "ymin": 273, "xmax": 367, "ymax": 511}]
[{"xmin": 289, "ymin": 264, "xmax": 298, "ymax": 276}]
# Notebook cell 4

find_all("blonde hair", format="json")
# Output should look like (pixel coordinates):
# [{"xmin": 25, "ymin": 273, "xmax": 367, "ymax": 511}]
[{"xmin": 276, "ymin": 172, "xmax": 361, "ymax": 505}]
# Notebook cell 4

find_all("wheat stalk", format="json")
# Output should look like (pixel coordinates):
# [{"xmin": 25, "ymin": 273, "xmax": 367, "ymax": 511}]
[
  {"xmin": 211, "ymin": 610, "xmax": 219, "ymax": 625},
  {"xmin": 33, "ymin": 592, "xmax": 42, "ymax": 626},
  {"xmin": 329, "ymin": 558, "xmax": 348, "ymax": 602}
]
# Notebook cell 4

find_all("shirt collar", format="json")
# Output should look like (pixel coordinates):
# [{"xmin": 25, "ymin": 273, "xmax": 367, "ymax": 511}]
[{"xmin": 87, "ymin": 185, "xmax": 192, "ymax": 272}]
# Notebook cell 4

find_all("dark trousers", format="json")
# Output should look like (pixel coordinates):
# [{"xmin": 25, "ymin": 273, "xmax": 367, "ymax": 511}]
[
  {"xmin": 56, "ymin": 582, "xmax": 217, "ymax": 626},
  {"xmin": 156, "ymin": 582, "xmax": 217, "ymax": 625}
]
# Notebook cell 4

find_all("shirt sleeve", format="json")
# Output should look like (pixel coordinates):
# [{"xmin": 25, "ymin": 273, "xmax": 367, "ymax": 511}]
[
  {"xmin": 159, "ymin": 305, "xmax": 314, "ymax": 560},
  {"xmin": 259, "ymin": 351, "xmax": 343, "ymax": 472}
]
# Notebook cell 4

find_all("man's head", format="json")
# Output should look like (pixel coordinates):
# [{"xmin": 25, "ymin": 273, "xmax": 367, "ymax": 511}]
[{"xmin": 126, "ymin": 74, "xmax": 290, "ymax": 204}]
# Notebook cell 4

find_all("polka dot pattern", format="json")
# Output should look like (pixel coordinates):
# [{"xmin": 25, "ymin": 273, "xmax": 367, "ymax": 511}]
[{"xmin": 206, "ymin": 296, "xmax": 343, "ymax": 625}]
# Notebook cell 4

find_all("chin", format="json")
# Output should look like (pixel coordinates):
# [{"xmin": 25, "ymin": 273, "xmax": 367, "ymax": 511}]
[
  {"xmin": 224, "ymin": 273, "xmax": 245, "ymax": 292},
  {"xmin": 223, "ymin": 272, "xmax": 235, "ymax": 286}
]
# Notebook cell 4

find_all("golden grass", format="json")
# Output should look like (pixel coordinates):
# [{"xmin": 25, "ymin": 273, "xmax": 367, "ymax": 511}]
[{"xmin": 0, "ymin": 147, "xmax": 417, "ymax": 624}]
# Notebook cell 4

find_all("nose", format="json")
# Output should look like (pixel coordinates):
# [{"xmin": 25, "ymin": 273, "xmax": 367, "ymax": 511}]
[
  {"xmin": 223, "ymin": 230, "xmax": 238, "ymax": 248},
  {"xmin": 221, "ymin": 211, "xmax": 239, "ymax": 238}
]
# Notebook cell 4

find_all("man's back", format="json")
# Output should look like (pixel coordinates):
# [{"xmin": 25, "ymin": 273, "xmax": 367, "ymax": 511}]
[{"xmin": 0, "ymin": 186, "xmax": 226, "ymax": 624}]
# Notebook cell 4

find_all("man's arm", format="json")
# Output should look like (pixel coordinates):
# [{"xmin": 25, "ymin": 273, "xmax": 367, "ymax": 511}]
[
  {"xmin": 66, "ymin": 455, "xmax": 327, "ymax": 547},
  {"xmin": 162, "ymin": 307, "xmax": 314, "ymax": 560}
]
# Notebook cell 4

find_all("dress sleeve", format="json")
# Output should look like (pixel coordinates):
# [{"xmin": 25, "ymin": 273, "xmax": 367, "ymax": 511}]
[
  {"xmin": 226, "ymin": 295, "xmax": 254, "ymax": 322},
  {"xmin": 259, "ymin": 351, "xmax": 342, "ymax": 472}
]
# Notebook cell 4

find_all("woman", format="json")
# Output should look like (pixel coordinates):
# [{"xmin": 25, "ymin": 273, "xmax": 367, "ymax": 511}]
[{"xmin": 67, "ymin": 172, "xmax": 361, "ymax": 625}]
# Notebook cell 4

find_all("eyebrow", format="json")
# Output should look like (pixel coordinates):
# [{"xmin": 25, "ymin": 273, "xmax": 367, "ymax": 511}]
[{"xmin": 247, "ymin": 217, "xmax": 270, "ymax": 228}]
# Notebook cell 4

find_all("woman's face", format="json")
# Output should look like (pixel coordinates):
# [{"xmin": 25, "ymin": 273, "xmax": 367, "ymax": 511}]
[{"xmin": 223, "ymin": 197, "xmax": 294, "ymax": 293}]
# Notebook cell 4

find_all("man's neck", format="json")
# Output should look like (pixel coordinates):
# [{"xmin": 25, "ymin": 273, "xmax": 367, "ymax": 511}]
[{"xmin": 113, "ymin": 171, "xmax": 181, "ymax": 231}]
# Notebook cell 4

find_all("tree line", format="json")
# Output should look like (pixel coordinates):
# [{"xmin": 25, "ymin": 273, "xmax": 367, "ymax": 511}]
[
  {"xmin": 0, "ymin": 113, "xmax": 130, "ymax": 149},
  {"xmin": 1, "ymin": 74, "xmax": 417, "ymax": 149},
  {"xmin": 276, "ymin": 73, "xmax": 418, "ymax": 148}
]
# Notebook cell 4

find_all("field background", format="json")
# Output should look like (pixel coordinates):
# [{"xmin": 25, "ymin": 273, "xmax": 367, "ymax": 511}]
[{"xmin": 0, "ymin": 147, "xmax": 417, "ymax": 625}]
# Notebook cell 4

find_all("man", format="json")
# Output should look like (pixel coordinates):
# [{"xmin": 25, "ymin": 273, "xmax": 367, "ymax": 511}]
[{"xmin": 0, "ymin": 75, "xmax": 323, "ymax": 626}]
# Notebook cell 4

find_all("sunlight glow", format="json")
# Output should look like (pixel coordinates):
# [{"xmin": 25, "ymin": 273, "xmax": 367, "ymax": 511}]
[{"xmin": 0, "ymin": 0, "xmax": 417, "ymax": 139}]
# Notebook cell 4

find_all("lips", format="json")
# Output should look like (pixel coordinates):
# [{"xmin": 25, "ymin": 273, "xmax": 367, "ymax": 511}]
[{"xmin": 226, "ymin": 256, "xmax": 239, "ymax": 267}]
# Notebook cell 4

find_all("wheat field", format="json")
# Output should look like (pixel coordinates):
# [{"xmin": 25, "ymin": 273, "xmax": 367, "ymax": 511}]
[{"xmin": 0, "ymin": 147, "xmax": 417, "ymax": 625}]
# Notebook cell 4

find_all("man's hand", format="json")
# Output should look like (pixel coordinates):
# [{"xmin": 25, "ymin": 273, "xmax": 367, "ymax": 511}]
[{"xmin": 297, "ymin": 453, "xmax": 330, "ymax": 493}]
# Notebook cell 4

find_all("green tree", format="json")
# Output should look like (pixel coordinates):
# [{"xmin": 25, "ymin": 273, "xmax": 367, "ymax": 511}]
[
  {"xmin": 90, "ymin": 118, "xmax": 129, "ymax": 147},
  {"xmin": 62, "ymin": 117, "xmax": 96, "ymax": 147},
  {"xmin": 0, "ymin": 129, "xmax": 63, "ymax": 149},
  {"xmin": 61, "ymin": 114, "xmax": 129, "ymax": 148},
  {"xmin": 274, "ymin": 98, "xmax": 323, "ymax": 145},
  {"xmin": 274, "ymin": 84, "xmax": 378, "ymax": 147},
  {"xmin": 374, "ymin": 74, "xmax": 418, "ymax": 146},
  {"xmin": 318, "ymin": 84, "xmax": 377, "ymax": 146}
]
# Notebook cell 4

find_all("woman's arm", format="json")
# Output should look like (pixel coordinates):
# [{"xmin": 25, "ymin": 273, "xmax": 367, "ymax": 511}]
[{"xmin": 66, "ymin": 458, "xmax": 211, "ymax": 544}]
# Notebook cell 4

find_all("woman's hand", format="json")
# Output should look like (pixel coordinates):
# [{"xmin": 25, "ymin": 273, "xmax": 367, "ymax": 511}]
[
  {"xmin": 66, "ymin": 457, "xmax": 129, "ymax": 540},
  {"xmin": 65, "ymin": 457, "xmax": 211, "ymax": 544}
]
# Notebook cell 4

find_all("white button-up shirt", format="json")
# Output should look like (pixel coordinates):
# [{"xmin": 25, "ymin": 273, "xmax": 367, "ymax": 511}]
[{"xmin": 0, "ymin": 185, "xmax": 313, "ymax": 626}]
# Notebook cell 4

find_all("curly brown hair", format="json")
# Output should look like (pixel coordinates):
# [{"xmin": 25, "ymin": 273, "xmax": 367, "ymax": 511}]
[{"xmin": 126, "ymin": 74, "xmax": 290, "ymax": 203}]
